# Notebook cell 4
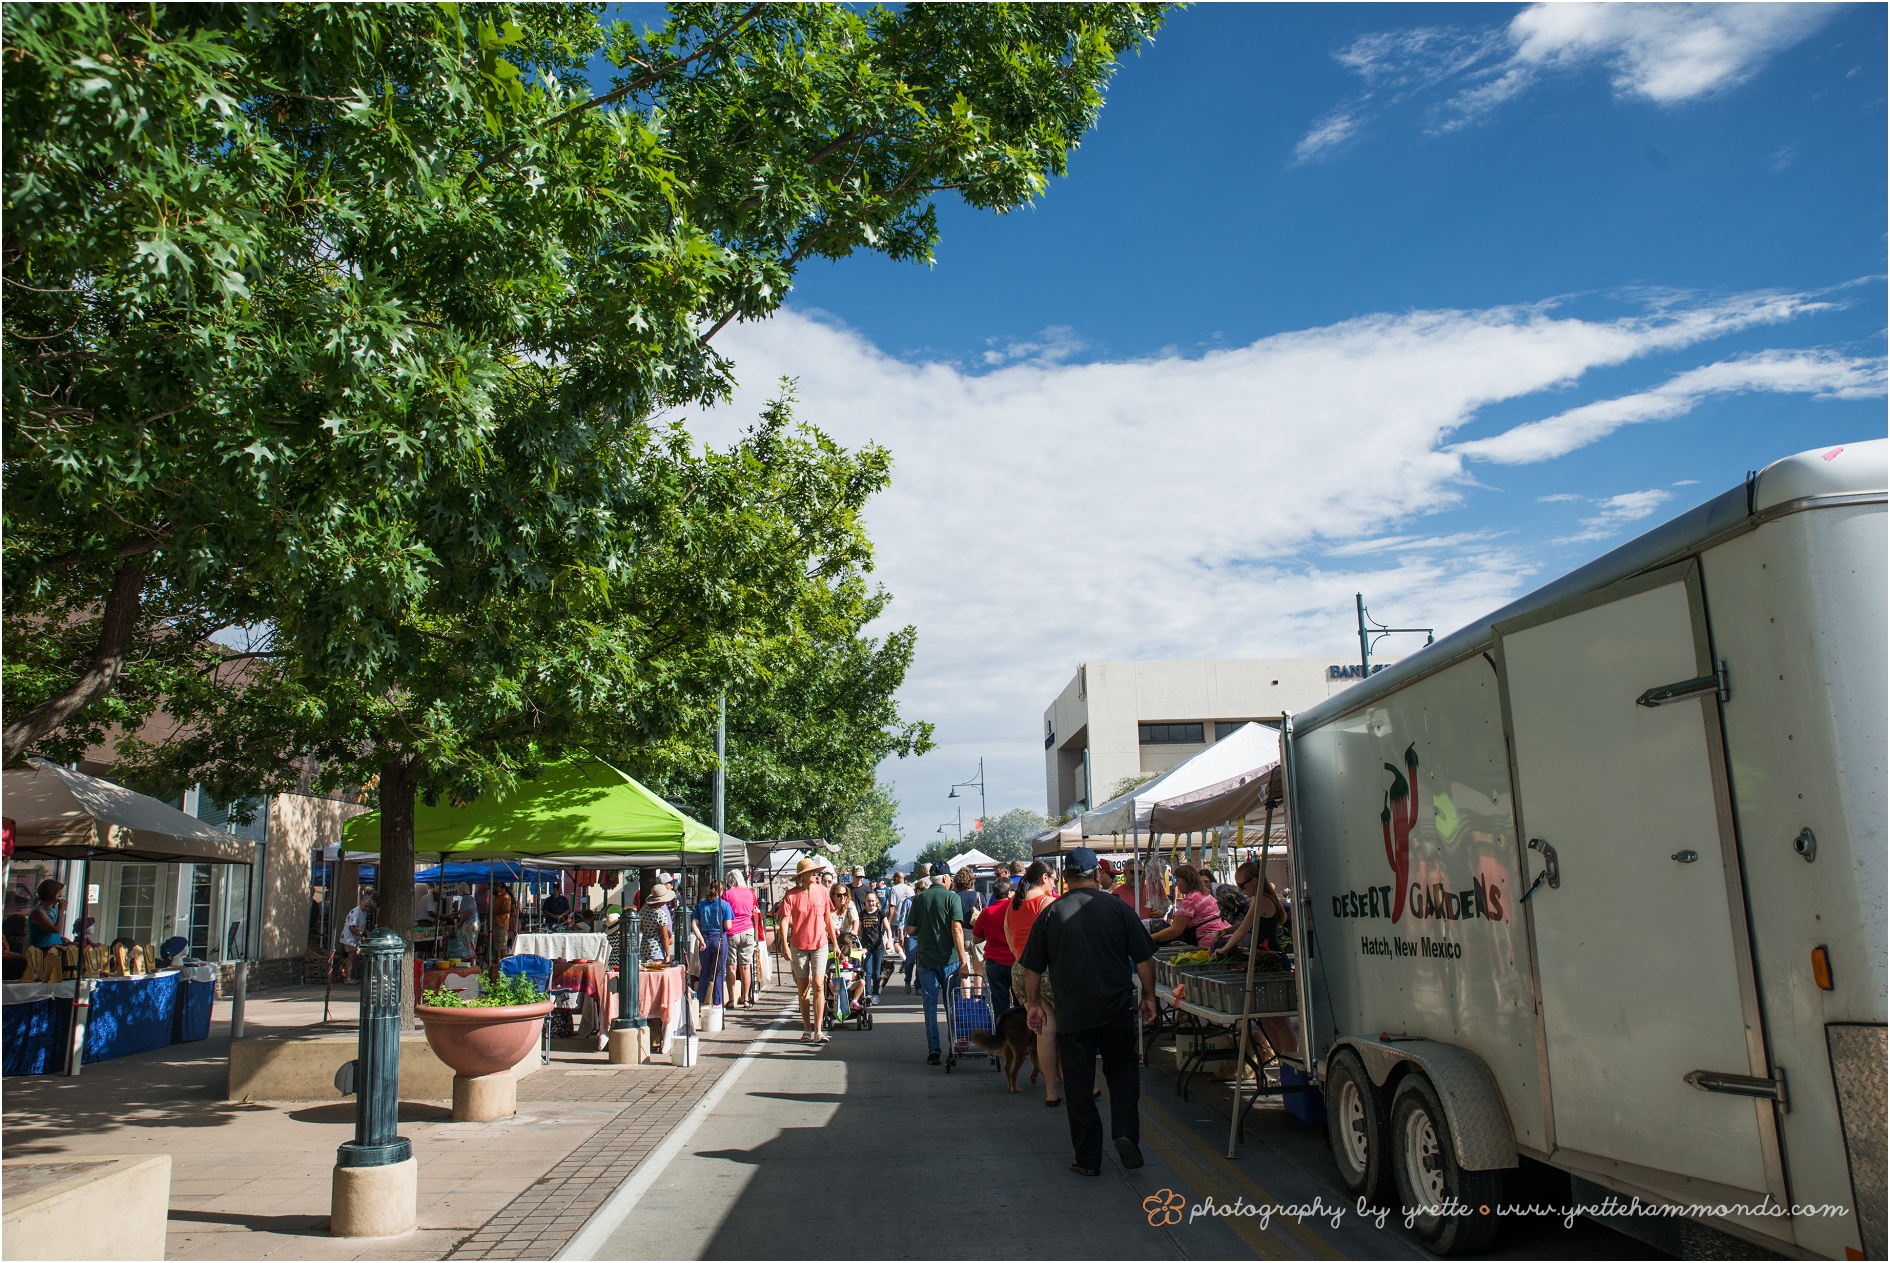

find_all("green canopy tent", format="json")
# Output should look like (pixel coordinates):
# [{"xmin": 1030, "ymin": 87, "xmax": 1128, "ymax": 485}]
[{"xmin": 341, "ymin": 758, "xmax": 722, "ymax": 867}]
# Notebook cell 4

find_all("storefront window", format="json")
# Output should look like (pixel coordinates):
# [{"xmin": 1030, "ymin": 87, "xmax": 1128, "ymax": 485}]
[{"xmin": 115, "ymin": 864, "xmax": 160, "ymax": 943}]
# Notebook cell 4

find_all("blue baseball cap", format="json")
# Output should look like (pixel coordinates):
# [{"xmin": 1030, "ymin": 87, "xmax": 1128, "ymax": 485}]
[{"xmin": 1066, "ymin": 847, "xmax": 1100, "ymax": 875}]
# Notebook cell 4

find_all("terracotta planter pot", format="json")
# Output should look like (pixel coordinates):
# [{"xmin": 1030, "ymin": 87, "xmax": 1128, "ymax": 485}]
[{"xmin": 417, "ymin": 1001, "xmax": 552, "ymax": 1078}]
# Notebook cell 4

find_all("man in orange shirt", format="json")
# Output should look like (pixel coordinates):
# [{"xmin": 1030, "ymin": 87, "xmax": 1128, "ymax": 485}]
[{"xmin": 777, "ymin": 857, "xmax": 841, "ymax": 1043}]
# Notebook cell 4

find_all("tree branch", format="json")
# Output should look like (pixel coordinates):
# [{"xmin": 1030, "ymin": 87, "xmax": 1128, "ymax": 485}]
[
  {"xmin": 39, "ymin": 526, "xmax": 172, "ymax": 573},
  {"xmin": 467, "ymin": 4, "xmax": 766, "ymax": 187},
  {"xmin": 3, "ymin": 558, "xmax": 147, "ymax": 763}
]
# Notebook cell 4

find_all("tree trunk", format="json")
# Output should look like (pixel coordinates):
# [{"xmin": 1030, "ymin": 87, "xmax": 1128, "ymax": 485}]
[
  {"xmin": 2, "ymin": 559, "xmax": 146, "ymax": 764},
  {"xmin": 377, "ymin": 756, "xmax": 419, "ymax": 1028}
]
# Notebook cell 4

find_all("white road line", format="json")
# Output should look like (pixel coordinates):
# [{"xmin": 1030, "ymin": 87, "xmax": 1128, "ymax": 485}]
[{"xmin": 556, "ymin": 1016, "xmax": 797, "ymax": 1261}]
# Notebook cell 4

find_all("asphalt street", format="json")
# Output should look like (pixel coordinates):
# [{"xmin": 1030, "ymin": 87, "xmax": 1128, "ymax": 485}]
[{"xmin": 568, "ymin": 988, "xmax": 1655, "ymax": 1261}]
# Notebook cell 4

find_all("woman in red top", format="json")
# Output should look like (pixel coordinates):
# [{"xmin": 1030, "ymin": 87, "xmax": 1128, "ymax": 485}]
[
  {"xmin": 971, "ymin": 896, "xmax": 1017, "ymax": 1022},
  {"xmin": 1004, "ymin": 861, "xmax": 1064, "ymax": 1106}
]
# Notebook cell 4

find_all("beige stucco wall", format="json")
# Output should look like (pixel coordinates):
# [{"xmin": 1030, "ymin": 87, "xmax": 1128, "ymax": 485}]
[{"xmin": 262, "ymin": 793, "xmax": 368, "ymax": 960}]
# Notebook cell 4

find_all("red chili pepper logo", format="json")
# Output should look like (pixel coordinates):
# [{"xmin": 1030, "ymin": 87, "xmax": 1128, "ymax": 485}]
[{"xmin": 1381, "ymin": 744, "xmax": 1419, "ymax": 923}]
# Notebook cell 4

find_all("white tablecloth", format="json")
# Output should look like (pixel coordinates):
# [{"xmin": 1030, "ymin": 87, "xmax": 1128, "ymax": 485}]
[
  {"xmin": 512, "ymin": 933, "xmax": 610, "ymax": 963},
  {"xmin": 4, "ymin": 981, "xmax": 77, "ymax": 1004}
]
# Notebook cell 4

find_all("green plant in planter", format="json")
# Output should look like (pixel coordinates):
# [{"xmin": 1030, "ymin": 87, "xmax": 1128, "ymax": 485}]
[{"xmin": 423, "ymin": 974, "xmax": 546, "ymax": 1008}]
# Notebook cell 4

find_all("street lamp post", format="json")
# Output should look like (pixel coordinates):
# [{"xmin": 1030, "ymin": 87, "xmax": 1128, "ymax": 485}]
[
  {"xmin": 1354, "ymin": 593, "xmax": 1434, "ymax": 676},
  {"xmin": 947, "ymin": 759, "xmax": 986, "ymax": 835}
]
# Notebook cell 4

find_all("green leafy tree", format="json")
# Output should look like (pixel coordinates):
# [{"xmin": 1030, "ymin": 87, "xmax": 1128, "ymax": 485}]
[
  {"xmin": 3, "ymin": 2, "xmax": 1164, "ymax": 950},
  {"xmin": 914, "ymin": 837, "xmax": 968, "ymax": 872},
  {"xmin": 964, "ymin": 807, "xmax": 1050, "ymax": 863},
  {"xmin": 825, "ymin": 781, "xmax": 903, "ymax": 878},
  {"xmin": 4, "ymin": 0, "xmax": 1165, "ymax": 763}
]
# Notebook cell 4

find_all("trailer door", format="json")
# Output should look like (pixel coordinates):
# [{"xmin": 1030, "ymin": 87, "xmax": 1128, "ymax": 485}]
[{"xmin": 1495, "ymin": 560, "xmax": 1783, "ymax": 1202}]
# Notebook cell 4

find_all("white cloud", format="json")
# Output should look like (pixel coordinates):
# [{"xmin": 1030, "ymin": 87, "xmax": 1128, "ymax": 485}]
[
  {"xmin": 1294, "ymin": 110, "xmax": 1361, "ymax": 162},
  {"xmin": 1453, "ymin": 348, "xmax": 1885, "ymax": 464},
  {"xmin": 1558, "ymin": 489, "xmax": 1675, "ymax": 544},
  {"xmin": 696, "ymin": 291, "xmax": 1872, "ymax": 834},
  {"xmin": 1671, "ymin": 479, "xmax": 1699, "ymax": 487},
  {"xmin": 1536, "ymin": 492, "xmax": 1581, "ymax": 503},
  {"xmin": 980, "ymin": 325, "xmax": 1086, "ymax": 367},
  {"xmin": 1303, "ymin": 4, "xmax": 1840, "ymax": 150}
]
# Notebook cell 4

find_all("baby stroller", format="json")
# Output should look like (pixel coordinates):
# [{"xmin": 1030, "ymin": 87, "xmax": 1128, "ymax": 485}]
[{"xmin": 823, "ymin": 952, "xmax": 874, "ymax": 1032}]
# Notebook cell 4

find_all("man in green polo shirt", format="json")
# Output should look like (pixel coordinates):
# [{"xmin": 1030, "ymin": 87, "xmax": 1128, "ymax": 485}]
[{"xmin": 909, "ymin": 874, "xmax": 969, "ymax": 1065}]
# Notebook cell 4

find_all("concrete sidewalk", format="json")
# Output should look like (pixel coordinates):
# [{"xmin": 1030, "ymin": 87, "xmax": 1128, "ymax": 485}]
[{"xmin": 2, "ymin": 985, "xmax": 777, "ymax": 1261}]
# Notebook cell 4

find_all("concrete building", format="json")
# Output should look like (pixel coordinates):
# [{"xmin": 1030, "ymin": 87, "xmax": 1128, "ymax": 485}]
[{"xmin": 1042, "ymin": 658, "xmax": 1390, "ymax": 818}]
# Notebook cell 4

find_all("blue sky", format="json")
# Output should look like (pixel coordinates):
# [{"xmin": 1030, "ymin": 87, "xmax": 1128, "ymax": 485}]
[{"xmin": 649, "ymin": 3, "xmax": 1888, "ymax": 858}]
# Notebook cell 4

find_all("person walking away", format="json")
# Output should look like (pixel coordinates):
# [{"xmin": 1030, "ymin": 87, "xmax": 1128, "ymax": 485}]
[
  {"xmin": 692, "ymin": 880, "xmax": 734, "ymax": 1009},
  {"xmin": 722, "ymin": 870, "xmax": 760, "ymax": 1007},
  {"xmin": 899, "ymin": 876, "xmax": 926, "ymax": 993},
  {"xmin": 1019, "ymin": 848, "xmax": 1157, "ymax": 1177},
  {"xmin": 639, "ymin": 883, "xmax": 678, "ymax": 964},
  {"xmin": 777, "ymin": 858, "xmax": 841, "ymax": 1043},
  {"xmin": 858, "ymin": 891, "xmax": 890, "ymax": 1000},
  {"xmin": 951, "ymin": 868, "xmax": 985, "ymax": 977},
  {"xmin": 972, "ymin": 892, "xmax": 1017, "ymax": 1023},
  {"xmin": 1149, "ymin": 865, "xmax": 1227, "ymax": 947},
  {"xmin": 1006, "ymin": 861, "xmax": 1062, "ymax": 1105},
  {"xmin": 908, "ymin": 870, "xmax": 970, "ymax": 1065}
]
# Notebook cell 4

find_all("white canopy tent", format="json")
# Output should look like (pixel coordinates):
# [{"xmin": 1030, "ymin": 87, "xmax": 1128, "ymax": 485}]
[
  {"xmin": 944, "ymin": 847, "xmax": 999, "ymax": 873},
  {"xmin": 1078, "ymin": 722, "xmax": 1280, "ymax": 837}
]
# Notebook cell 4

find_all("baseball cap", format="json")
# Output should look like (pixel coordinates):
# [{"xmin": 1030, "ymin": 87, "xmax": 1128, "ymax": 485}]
[{"xmin": 1066, "ymin": 847, "xmax": 1100, "ymax": 875}]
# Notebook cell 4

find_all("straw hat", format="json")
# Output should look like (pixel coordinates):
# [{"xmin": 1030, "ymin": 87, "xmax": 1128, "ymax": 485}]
[
  {"xmin": 647, "ymin": 883, "xmax": 677, "ymax": 905},
  {"xmin": 794, "ymin": 856, "xmax": 834, "ymax": 879}
]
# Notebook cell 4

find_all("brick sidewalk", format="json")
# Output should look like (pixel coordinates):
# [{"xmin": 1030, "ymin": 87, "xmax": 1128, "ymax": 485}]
[{"xmin": 1, "ymin": 985, "xmax": 787, "ymax": 1261}]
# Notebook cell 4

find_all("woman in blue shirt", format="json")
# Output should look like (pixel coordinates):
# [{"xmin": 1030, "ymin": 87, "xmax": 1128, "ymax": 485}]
[
  {"xmin": 28, "ymin": 880, "xmax": 69, "ymax": 949},
  {"xmin": 691, "ymin": 882, "xmax": 735, "ymax": 1008}
]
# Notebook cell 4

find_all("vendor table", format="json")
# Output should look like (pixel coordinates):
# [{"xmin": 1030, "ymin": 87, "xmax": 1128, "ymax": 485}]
[
  {"xmin": 3, "ymin": 982, "xmax": 75, "ymax": 1076},
  {"xmin": 513, "ymin": 932, "xmax": 610, "ymax": 963},
  {"xmin": 593, "ymin": 965, "xmax": 687, "ymax": 1051},
  {"xmin": 1154, "ymin": 982, "xmax": 1310, "ymax": 1154}
]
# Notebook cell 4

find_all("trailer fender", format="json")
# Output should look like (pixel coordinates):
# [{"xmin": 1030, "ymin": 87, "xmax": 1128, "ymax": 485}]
[{"xmin": 1332, "ymin": 1038, "xmax": 1518, "ymax": 1172}]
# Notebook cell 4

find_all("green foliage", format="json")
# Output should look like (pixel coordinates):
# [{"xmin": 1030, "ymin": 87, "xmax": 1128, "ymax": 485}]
[
  {"xmin": 422, "ymin": 972, "xmax": 545, "ymax": 1008},
  {"xmin": 913, "ymin": 838, "xmax": 965, "ymax": 872},
  {"xmin": 826, "ymin": 781, "xmax": 903, "ymax": 877},
  {"xmin": 964, "ymin": 807, "xmax": 1049, "ymax": 863},
  {"xmin": 1106, "ymin": 773, "xmax": 1160, "ymax": 801}
]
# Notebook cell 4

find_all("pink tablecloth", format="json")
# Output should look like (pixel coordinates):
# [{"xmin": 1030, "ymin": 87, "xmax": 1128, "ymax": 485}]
[{"xmin": 591, "ymin": 965, "xmax": 685, "ymax": 1043}]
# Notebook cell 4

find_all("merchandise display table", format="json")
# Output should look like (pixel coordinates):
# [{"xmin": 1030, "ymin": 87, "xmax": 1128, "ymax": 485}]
[{"xmin": 512, "ymin": 933, "xmax": 610, "ymax": 964}]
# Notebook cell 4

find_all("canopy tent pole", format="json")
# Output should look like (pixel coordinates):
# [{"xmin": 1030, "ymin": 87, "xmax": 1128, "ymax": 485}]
[
  {"xmin": 64, "ymin": 855, "xmax": 89, "ymax": 1076},
  {"xmin": 1227, "ymin": 791, "xmax": 1277, "ymax": 1158},
  {"xmin": 435, "ymin": 853, "xmax": 444, "ymax": 957},
  {"xmin": 486, "ymin": 859, "xmax": 496, "ymax": 975}
]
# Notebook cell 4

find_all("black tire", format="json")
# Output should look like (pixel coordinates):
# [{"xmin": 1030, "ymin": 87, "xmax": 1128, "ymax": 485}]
[
  {"xmin": 1389, "ymin": 1075, "xmax": 1503, "ymax": 1256},
  {"xmin": 1325, "ymin": 1049, "xmax": 1393, "ymax": 1205}
]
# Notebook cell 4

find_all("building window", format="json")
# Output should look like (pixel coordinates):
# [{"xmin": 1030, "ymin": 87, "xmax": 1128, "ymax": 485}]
[
  {"xmin": 115, "ymin": 864, "xmax": 159, "ymax": 943},
  {"xmin": 1214, "ymin": 721, "xmax": 1253, "ymax": 741},
  {"xmin": 1139, "ymin": 722, "xmax": 1204, "ymax": 745}
]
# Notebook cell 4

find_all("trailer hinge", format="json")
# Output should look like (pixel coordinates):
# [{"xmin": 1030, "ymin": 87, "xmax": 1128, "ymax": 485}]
[
  {"xmin": 1637, "ymin": 660, "xmax": 1729, "ymax": 708},
  {"xmin": 1685, "ymin": 1066, "xmax": 1788, "ymax": 1113}
]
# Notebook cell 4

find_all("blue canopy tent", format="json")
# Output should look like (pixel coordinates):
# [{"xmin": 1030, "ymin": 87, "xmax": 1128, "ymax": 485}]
[{"xmin": 310, "ymin": 859, "xmax": 557, "ymax": 887}]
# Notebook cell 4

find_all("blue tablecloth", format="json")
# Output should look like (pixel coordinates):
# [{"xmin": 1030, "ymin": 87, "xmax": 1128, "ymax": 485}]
[
  {"xmin": 2, "ymin": 997, "xmax": 70, "ymax": 1076},
  {"xmin": 172, "ymin": 977, "xmax": 215, "ymax": 1043},
  {"xmin": 84, "ymin": 973, "xmax": 179, "ymax": 1064}
]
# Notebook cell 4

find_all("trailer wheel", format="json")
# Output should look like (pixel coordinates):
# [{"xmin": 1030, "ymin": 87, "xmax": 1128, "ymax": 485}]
[
  {"xmin": 1390, "ymin": 1075, "xmax": 1502, "ymax": 1255},
  {"xmin": 1324, "ymin": 1049, "xmax": 1391, "ymax": 1204}
]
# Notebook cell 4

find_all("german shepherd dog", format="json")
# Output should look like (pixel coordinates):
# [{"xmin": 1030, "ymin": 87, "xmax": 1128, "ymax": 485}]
[{"xmin": 969, "ymin": 1007, "xmax": 1042, "ymax": 1093}]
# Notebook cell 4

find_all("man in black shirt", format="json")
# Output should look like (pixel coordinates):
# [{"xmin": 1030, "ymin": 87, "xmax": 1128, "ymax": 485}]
[{"xmin": 1019, "ymin": 847, "xmax": 1158, "ymax": 1177}]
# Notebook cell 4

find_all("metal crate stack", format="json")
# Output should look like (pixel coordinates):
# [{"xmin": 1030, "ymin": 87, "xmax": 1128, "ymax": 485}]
[{"xmin": 1174, "ymin": 966, "xmax": 1297, "ymax": 1016}]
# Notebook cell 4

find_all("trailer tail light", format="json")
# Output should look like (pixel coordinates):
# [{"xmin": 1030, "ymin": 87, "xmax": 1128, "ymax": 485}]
[{"xmin": 1811, "ymin": 946, "xmax": 1834, "ymax": 991}]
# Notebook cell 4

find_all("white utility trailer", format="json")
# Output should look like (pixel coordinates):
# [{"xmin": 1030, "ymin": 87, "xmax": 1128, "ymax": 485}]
[{"xmin": 1280, "ymin": 440, "xmax": 1886, "ymax": 1257}]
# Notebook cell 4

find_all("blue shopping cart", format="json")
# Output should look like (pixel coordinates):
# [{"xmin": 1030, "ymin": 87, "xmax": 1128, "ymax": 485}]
[{"xmin": 946, "ymin": 974, "xmax": 998, "ymax": 1073}]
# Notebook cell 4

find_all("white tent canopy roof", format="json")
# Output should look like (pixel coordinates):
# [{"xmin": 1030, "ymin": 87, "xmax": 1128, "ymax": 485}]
[
  {"xmin": 1079, "ymin": 722, "xmax": 1280, "ymax": 837},
  {"xmin": 946, "ymin": 848, "xmax": 999, "ymax": 872},
  {"xmin": 4, "ymin": 759, "xmax": 256, "ymax": 865}
]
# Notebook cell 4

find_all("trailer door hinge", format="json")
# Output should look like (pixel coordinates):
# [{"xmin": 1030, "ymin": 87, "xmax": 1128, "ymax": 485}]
[
  {"xmin": 1685, "ymin": 1066, "xmax": 1788, "ymax": 1113},
  {"xmin": 1637, "ymin": 661, "xmax": 1730, "ymax": 708}
]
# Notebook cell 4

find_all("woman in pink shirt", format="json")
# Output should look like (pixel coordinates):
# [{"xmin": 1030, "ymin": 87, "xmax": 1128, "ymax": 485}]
[
  {"xmin": 1150, "ymin": 864, "xmax": 1229, "ymax": 947},
  {"xmin": 721, "ymin": 871, "xmax": 761, "ymax": 1008}
]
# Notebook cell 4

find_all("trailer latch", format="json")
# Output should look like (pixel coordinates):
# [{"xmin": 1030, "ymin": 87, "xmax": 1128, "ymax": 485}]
[
  {"xmin": 1685, "ymin": 1067, "xmax": 1788, "ymax": 1112},
  {"xmin": 1637, "ymin": 661, "xmax": 1730, "ymax": 708},
  {"xmin": 1521, "ymin": 837, "xmax": 1560, "ymax": 903}
]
